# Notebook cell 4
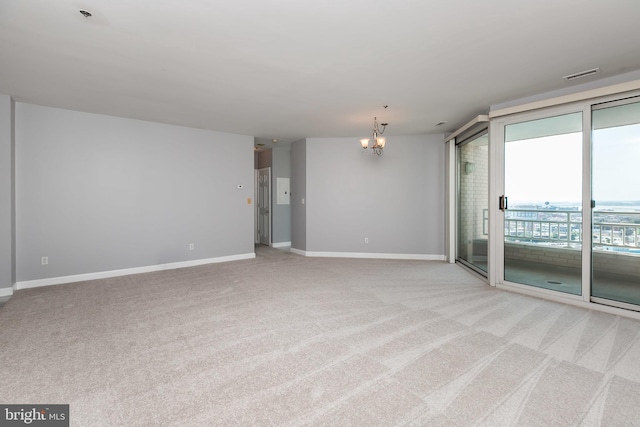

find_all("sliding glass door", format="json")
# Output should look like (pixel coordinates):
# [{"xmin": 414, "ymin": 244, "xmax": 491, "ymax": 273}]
[
  {"xmin": 457, "ymin": 131, "xmax": 488, "ymax": 274},
  {"xmin": 490, "ymin": 93, "xmax": 640, "ymax": 312},
  {"xmin": 592, "ymin": 98, "xmax": 640, "ymax": 307},
  {"xmin": 502, "ymin": 112, "xmax": 583, "ymax": 294}
]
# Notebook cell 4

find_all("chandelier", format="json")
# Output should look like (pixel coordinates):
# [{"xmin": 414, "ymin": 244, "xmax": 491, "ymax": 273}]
[{"xmin": 360, "ymin": 116, "xmax": 388, "ymax": 156}]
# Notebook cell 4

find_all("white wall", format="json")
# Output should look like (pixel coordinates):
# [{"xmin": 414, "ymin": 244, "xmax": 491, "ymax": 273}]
[
  {"xmin": 15, "ymin": 103, "xmax": 255, "ymax": 282},
  {"xmin": 304, "ymin": 134, "xmax": 445, "ymax": 257}
]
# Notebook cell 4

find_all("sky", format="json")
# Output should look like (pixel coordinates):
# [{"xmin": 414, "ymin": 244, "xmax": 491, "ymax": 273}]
[{"xmin": 504, "ymin": 123, "xmax": 640, "ymax": 205}]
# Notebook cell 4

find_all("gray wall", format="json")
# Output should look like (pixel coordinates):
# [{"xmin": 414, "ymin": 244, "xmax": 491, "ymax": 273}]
[
  {"xmin": 291, "ymin": 139, "xmax": 307, "ymax": 251},
  {"xmin": 15, "ymin": 103, "xmax": 255, "ymax": 282},
  {"xmin": 305, "ymin": 134, "xmax": 445, "ymax": 255},
  {"xmin": 271, "ymin": 146, "xmax": 291, "ymax": 244},
  {"xmin": 0, "ymin": 95, "xmax": 14, "ymax": 292}
]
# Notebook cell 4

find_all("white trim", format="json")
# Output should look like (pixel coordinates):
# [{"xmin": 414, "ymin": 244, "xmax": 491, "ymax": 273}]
[
  {"xmin": 254, "ymin": 169, "xmax": 259, "ymax": 244},
  {"xmin": 499, "ymin": 280, "xmax": 584, "ymax": 302},
  {"xmin": 0, "ymin": 287, "xmax": 13, "ymax": 297},
  {"xmin": 581, "ymin": 105, "xmax": 592, "ymax": 302},
  {"xmin": 271, "ymin": 241, "xmax": 291, "ymax": 248},
  {"xmin": 445, "ymin": 139, "xmax": 456, "ymax": 263},
  {"xmin": 591, "ymin": 297, "xmax": 640, "ymax": 313},
  {"xmin": 455, "ymin": 261, "xmax": 489, "ymax": 284},
  {"xmin": 290, "ymin": 250, "xmax": 445, "ymax": 261},
  {"xmin": 489, "ymin": 79, "xmax": 640, "ymax": 119},
  {"xmin": 497, "ymin": 281, "xmax": 640, "ymax": 321},
  {"xmin": 488, "ymin": 119, "xmax": 502, "ymax": 287},
  {"xmin": 444, "ymin": 115, "xmax": 489, "ymax": 143},
  {"xmin": 14, "ymin": 253, "xmax": 256, "ymax": 290}
]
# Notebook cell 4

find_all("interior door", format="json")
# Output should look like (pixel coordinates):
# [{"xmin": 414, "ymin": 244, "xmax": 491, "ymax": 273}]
[{"xmin": 257, "ymin": 167, "xmax": 271, "ymax": 246}]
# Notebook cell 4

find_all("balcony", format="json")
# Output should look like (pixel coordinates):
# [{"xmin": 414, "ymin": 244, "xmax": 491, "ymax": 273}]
[{"xmin": 472, "ymin": 208, "xmax": 640, "ymax": 306}]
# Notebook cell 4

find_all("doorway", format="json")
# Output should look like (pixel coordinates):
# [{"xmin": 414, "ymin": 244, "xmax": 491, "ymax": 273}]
[
  {"xmin": 501, "ymin": 111, "xmax": 583, "ymax": 295},
  {"xmin": 489, "ymin": 93, "xmax": 640, "ymax": 312},
  {"xmin": 257, "ymin": 167, "xmax": 271, "ymax": 246}
]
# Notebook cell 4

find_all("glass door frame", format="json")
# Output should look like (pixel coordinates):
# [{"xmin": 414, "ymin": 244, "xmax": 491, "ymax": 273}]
[
  {"xmin": 445, "ymin": 115, "xmax": 489, "ymax": 277},
  {"xmin": 489, "ymin": 102, "xmax": 593, "ymax": 303},
  {"xmin": 445, "ymin": 85, "xmax": 640, "ymax": 317},
  {"xmin": 455, "ymin": 128, "xmax": 489, "ymax": 277},
  {"xmin": 590, "ymin": 95, "xmax": 640, "ymax": 311}
]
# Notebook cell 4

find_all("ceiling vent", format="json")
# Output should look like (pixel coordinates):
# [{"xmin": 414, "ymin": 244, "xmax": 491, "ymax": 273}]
[{"xmin": 562, "ymin": 67, "xmax": 601, "ymax": 81}]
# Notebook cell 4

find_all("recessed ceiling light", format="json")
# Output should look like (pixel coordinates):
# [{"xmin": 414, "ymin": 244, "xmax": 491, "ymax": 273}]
[
  {"xmin": 79, "ymin": 10, "xmax": 92, "ymax": 17},
  {"xmin": 272, "ymin": 139, "xmax": 278, "ymax": 143}
]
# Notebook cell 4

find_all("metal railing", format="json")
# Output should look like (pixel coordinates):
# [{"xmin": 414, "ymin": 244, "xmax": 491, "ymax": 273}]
[
  {"xmin": 482, "ymin": 209, "xmax": 640, "ymax": 250},
  {"xmin": 592, "ymin": 211, "xmax": 640, "ymax": 250},
  {"xmin": 504, "ymin": 209, "xmax": 583, "ymax": 248}
]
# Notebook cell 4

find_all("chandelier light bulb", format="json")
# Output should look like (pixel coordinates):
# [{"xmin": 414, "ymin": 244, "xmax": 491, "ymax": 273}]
[{"xmin": 359, "ymin": 115, "xmax": 389, "ymax": 156}]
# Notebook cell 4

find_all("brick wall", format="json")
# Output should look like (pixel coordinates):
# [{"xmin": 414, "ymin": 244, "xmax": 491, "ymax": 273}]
[
  {"xmin": 458, "ymin": 143, "xmax": 488, "ymax": 262},
  {"xmin": 503, "ymin": 241, "xmax": 640, "ymax": 277}
]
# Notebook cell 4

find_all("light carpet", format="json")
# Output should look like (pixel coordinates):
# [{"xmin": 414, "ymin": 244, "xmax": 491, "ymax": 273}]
[{"xmin": 1, "ymin": 246, "xmax": 640, "ymax": 426}]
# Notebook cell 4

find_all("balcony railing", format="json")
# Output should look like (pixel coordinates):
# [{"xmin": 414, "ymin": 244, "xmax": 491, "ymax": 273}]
[{"xmin": 483, "ymin": 209, "xmax": 640, "ymax": 250}]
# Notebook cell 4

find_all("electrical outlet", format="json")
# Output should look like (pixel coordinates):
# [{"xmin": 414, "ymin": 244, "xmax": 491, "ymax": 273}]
[
  {"xmin": 189, "ymin": 243, "xmax": 195, "ymax": 250},
  {"xmin": 41, "ymin": 256, "xmax": 48, "ymax": 265},
  {"xmin": 364, "ymin": 237, "xmax": 369, "ymax": 244}
]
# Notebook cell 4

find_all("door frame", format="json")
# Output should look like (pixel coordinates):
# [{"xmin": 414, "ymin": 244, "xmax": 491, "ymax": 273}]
[
  {"xmin": 445, "ymin": 84, "xmax": 640, "ymax": 318},
  {"xmin": 490, "ymin": 103, "xmax": 589, "ymax": 301},
  {"xmin": 490, "ymin": 93, "xmax": 640, "ymax": 309},
  {"xmin": 445, "ymin": 115, "xmax": 489, "ymax": 267},
  {"xmin": 455, "ymin": 128, "xmax": 490, "ymax": 277},
  {"xmin": 256, "ymin": 167, "xmax": 271, "ymax": 246}
]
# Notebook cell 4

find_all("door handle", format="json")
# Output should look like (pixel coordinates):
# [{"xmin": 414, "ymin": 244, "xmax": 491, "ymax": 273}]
[{"xmin": 499, "ymin": 195, "xmax": 508, "ymax": 211}]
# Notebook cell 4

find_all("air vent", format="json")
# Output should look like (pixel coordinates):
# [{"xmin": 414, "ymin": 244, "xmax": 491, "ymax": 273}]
[{"xmin": 562, "ymin": 68, "xmax": 600, "ymax": 81}]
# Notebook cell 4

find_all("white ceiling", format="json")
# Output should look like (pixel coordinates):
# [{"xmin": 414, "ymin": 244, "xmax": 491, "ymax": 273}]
[{"xmin": 2, "ymin": 0, "xmax": 640, "ymax": 148}]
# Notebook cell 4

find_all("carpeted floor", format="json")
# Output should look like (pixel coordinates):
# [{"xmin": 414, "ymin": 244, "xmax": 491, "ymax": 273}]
[{"xmin": 1, "ymin": 246, "xmax": 640, "ymax": 426}]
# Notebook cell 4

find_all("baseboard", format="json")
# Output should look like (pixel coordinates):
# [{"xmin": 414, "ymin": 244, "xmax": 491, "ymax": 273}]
[
  {"xmin": 271, "ymin": 241, "xmax": 291, "ymax": 248},
  {"xmin": 290, "ymin": 249, "xmax": 445, "ymax": 261},
  {"xmin": 0, "ymin": 287, "xmax": 13, "ymax": 297},
  {"xmin": 290, "ymin": 248, "xmax": 306, "ymax": 257},
  {"xmin": 15, "ymin": 252, "xmax": 256, "ymax": 291}
]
